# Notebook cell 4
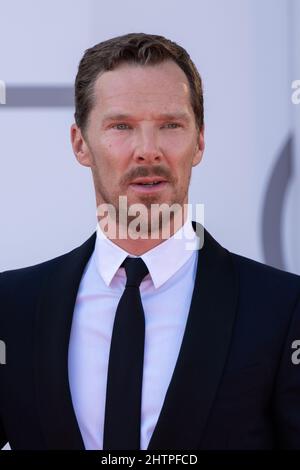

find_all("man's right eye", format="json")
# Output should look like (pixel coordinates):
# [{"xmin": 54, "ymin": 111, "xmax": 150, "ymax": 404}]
[{"xmin": 112, "ymin": 123, "xmax": 130, "ymax": 130}]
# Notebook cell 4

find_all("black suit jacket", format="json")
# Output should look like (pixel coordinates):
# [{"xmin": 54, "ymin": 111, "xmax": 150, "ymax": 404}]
[{"xmin": 1, "ymin": 222, "xmax": 300, "ymax": 450}]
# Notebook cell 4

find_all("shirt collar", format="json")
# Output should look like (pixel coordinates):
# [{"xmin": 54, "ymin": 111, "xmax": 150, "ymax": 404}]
[{"xmin": 94, "ymin": 214, "xmax": 200, "ymax": 289}]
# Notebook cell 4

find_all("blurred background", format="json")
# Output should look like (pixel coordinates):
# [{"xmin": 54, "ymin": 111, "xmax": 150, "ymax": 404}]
[{"xmin": 0, "ymin": 0, "xmax": 299, "ymax": 276}]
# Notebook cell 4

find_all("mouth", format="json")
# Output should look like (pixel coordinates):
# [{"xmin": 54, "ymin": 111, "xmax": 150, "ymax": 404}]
[{"xmin": 129, "ymin": 178, "xmax": 168, "ymax": 193}]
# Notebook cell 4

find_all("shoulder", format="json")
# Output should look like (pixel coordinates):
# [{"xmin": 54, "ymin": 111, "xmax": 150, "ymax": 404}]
[
  {"xmin": 201, "ymin": 224, "xmax": 300, "ymax": 297},
  {"xmin": 0, "ymin": 238, "xmax": 91, "ymax": 301},
  {"xmin": 0, "ymin": 254, "xmax": 68, "ymax": 313},
  {"xmin": 0, "ymin": 231, "xmax": 96, "ymax": 317},
  {"xmin": 0, "ymin": 250, "xmax": 70, "ymax": 288},
  {"xmin": 229, "ymin": 250, "xmax": 300, "ymax": 288},
  {"xmin": 0, "ymin": 231, "xmax": 96, "ymax": 288},
  {"xmin": 228, "ymin": 250, "xmax": 300, "ymax": 322}
]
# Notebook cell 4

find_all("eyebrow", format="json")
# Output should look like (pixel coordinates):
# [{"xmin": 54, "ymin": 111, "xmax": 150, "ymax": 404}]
[{"xmin": 101, "ymin": 112, "xmax": 191, "ymax": 123}]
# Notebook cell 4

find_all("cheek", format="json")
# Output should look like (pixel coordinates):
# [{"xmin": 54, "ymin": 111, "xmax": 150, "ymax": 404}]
[
  {"xmin": 101, "ymin": 132, "xmax": 131, "ymax": 149},
  {"xmin": 164, "ymin": 132, "xmax": 196, "ymax": 158},
  {"xmin": 166, "ymin": 140, "xmax": 195, "ymax": 171},
  {"xmin": 99, "ymin": 135, "xmax": 132, "ymax": 164}
]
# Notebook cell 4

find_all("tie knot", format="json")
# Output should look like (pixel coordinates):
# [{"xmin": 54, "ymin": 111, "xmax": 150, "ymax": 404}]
[{"xmin": 121, "ymin": 257, "xmax": 149, "ymax": 288}]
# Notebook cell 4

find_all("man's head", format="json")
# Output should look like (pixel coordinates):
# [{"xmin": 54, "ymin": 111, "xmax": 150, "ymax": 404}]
[{"xmin": 71, "ymin": 33, "xmax": 205, "ymax": 238}]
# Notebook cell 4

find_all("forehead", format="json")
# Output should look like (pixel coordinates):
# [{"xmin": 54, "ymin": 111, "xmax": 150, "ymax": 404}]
[{"xmin": 92, "ymin": 60, "xmax": 192, "ymax": 115}]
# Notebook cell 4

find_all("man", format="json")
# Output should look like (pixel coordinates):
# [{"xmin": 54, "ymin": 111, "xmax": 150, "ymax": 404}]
[{"xmin": 1, "ymin": 32, "xmax": 300, "ymax": 451}]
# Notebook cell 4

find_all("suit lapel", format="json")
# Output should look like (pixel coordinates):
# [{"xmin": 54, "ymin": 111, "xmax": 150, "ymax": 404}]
[
  {"xmin": 147, "ymin": 222, "xmax": 239, "ymax": 450},
  {"xmin": 34, "ymin": 232, "xmax": 96, "ymax": 449},
  {"xmin": 34, "ymin": 222, "xmax": 238, "ymax": 450}
]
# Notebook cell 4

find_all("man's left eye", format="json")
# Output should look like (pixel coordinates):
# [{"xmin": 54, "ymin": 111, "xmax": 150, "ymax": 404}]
[{"xmin": 163, "ymin": 123, "xmax": 181, "ymax": 129}]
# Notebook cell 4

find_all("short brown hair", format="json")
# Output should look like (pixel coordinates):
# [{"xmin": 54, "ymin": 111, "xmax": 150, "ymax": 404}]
[{"xmin": 74, "ymin": 32, "xmax": 204, "ymax": 134}]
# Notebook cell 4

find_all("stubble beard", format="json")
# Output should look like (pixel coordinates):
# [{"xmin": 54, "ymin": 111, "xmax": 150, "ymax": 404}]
[{"xmin": 95, "ymin": 181, "xmax": 189, "ymax": 240}]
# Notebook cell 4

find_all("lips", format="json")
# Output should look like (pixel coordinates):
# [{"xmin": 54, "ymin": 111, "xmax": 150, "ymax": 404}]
[
  {"xmin": 129, "ymin": 179, "xmax": 168, "ymax": 193},
  {"xmin": 130, "ymin": 177, "xmax": 167, "ymax": 185}
]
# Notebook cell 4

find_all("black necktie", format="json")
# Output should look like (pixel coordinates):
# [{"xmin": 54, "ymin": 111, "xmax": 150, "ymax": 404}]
[{"xmin": 103, "ymin": 256, "xmax": 149, "ymax": 450}]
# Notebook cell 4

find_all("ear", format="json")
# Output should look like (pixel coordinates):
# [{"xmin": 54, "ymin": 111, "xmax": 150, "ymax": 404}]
[
  {"xmin": 192, "ymin": 124, "xmax": 205, "ymax": 167},
  {"xmin": 70, "ymin": 123, "xmax": 92, "ymax": 167}
]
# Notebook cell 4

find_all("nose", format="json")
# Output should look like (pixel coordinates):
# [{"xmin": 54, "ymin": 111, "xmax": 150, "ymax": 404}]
[{"xmin": 133, "ymin": 124, "xmax": 163, "ymax": 163}]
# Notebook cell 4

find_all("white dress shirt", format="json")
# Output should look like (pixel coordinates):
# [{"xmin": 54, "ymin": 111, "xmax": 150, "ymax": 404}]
[{"xmin": 68, "ymin": 216, "xmax": 200, "ymax": 450}]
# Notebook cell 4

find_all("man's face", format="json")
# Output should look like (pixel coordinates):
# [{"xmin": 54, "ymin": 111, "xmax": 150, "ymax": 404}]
[{"xmin": 71, "ymin": 60, "xmax": 204, "ymax": 231}]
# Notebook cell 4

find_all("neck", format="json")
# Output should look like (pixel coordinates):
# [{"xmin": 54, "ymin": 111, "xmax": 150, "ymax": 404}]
[{"xmin": 97, "ymin": 206, "xmax": 190, "ymax": 256}]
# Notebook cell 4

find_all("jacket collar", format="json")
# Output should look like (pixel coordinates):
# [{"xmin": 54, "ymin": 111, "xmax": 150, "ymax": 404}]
[{"xmin": 35, "ymin": 222, "xmax": 238, "ymax": 449}]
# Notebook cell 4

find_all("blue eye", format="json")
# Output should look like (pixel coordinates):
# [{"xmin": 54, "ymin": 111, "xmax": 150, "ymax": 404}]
[
  {"xmin": 163, "ymin": 123, "xmax": 181, "ymax": 129},
  {"xmin": 113, "ymin": 123, "xmax": 130, "ymax": 130}
]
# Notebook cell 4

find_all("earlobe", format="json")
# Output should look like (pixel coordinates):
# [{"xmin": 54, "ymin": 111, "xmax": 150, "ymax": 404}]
[
  {"xmin": 192, "ymin": 148, "xmax": 204, "ymax": 167},
  {"xmin": 70, "ymin": 124, "xmax": 92, "ymax": 168},
  {"xmin": 192, "ymin": 127, "xmax": 205, "ymax": 167}
]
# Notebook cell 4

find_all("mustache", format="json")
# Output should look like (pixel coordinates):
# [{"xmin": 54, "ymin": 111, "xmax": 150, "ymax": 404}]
[{"xmin": 123, "ymin": 166, "xmax": 172, "ymax": 185}]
